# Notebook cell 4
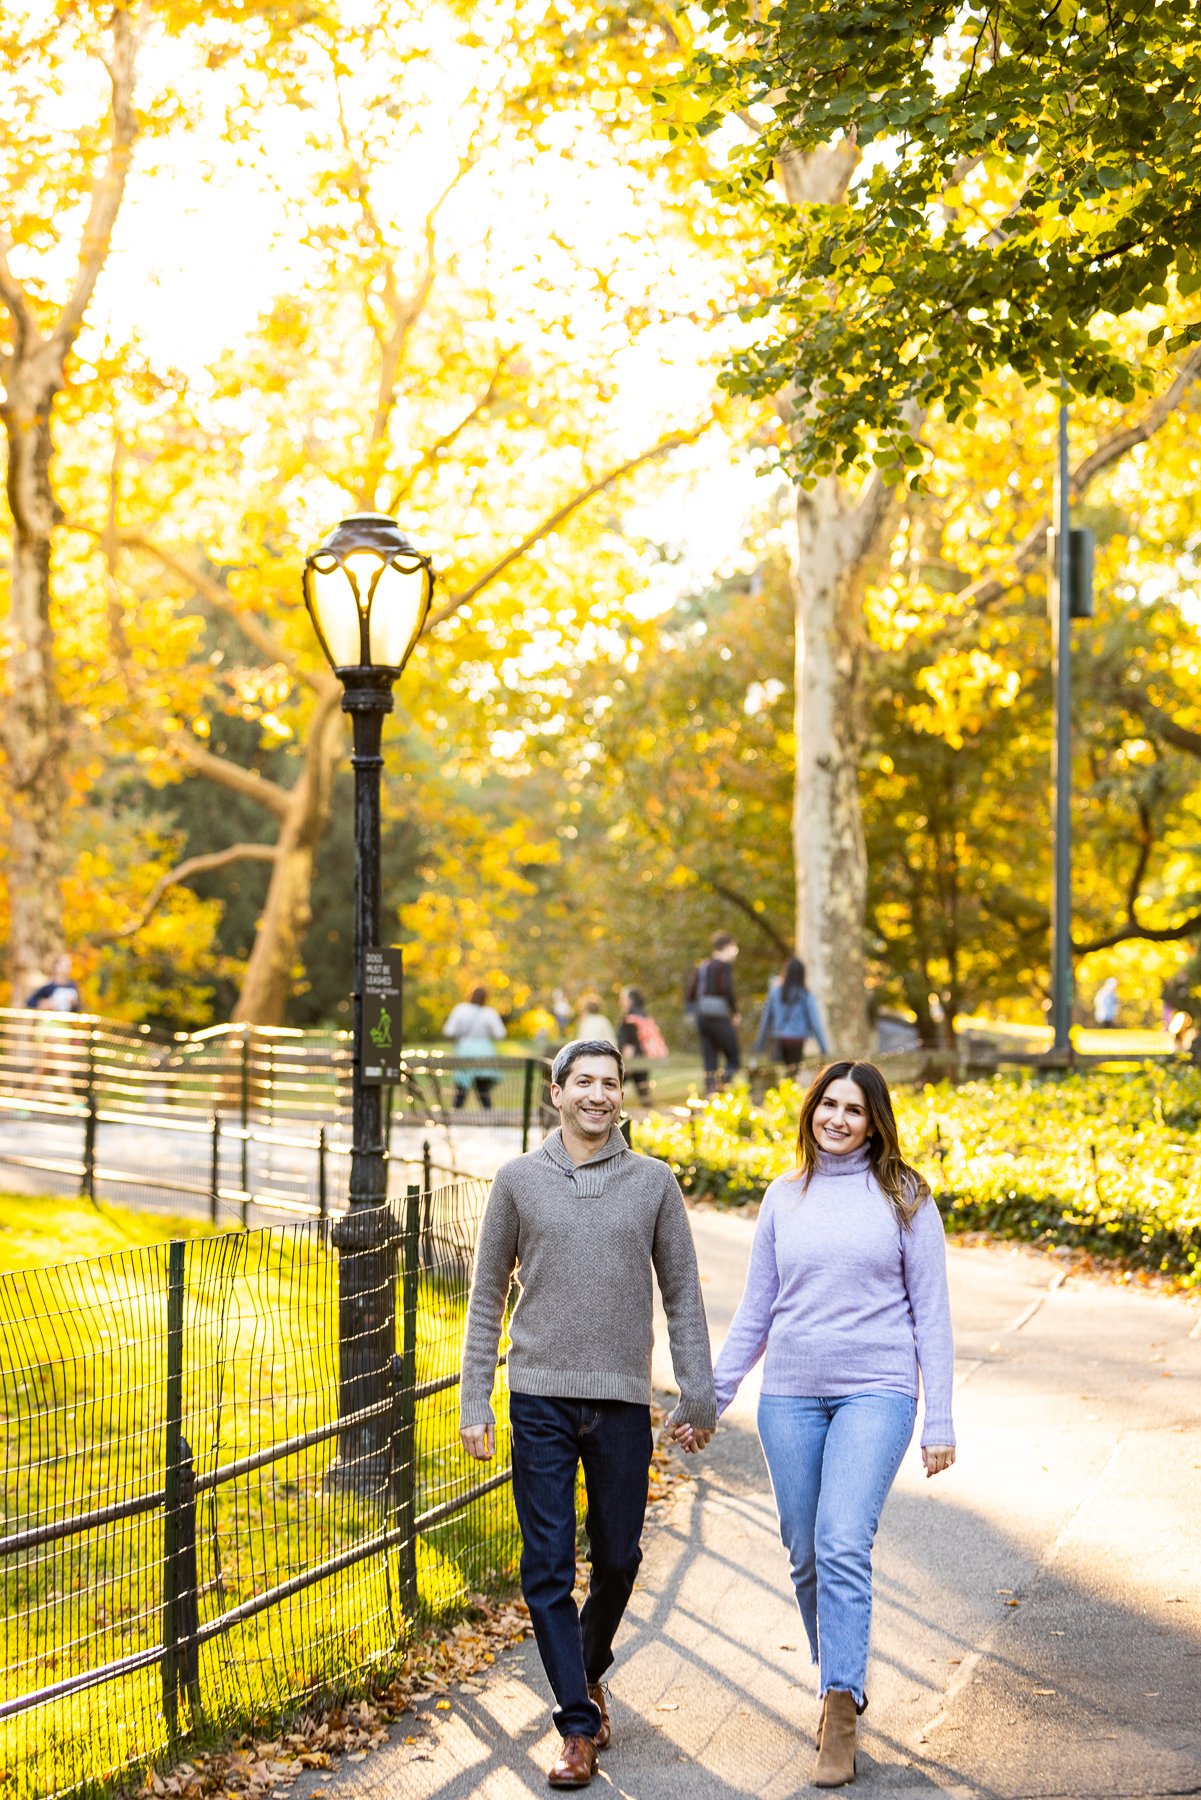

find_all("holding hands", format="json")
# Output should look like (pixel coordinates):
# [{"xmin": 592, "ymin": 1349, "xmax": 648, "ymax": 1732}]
[
  {"xmin": 666, "ymin": 1420, "xmax": 714, "ymax": 1455},
  {"xmin": 922, "ymin": 1444, "xmax": 955, "ymax": 1478}
]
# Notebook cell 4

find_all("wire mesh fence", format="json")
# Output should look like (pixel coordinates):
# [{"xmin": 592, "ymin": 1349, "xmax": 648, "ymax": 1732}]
[{"xmin": 0, "ymin": 1178, "xmax": 516, "ymax": 1800}]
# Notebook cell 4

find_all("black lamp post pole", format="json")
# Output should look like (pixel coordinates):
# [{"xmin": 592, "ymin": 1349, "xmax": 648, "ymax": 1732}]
[
  {"xmin": 331, "ymin": 665, "xmax": 398, "ymax": 1487},
  {"xmin": 1051, "ymin": 394, "xmax": 1073, "ymax": 1055}
]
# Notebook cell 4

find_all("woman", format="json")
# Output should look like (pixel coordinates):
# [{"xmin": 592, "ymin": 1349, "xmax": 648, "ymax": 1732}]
[
  {"xmin": 684, "ymin": 1061, "xmax": 955, "ymax": 1787},
  {"xmin": 753, "ymin": 956, "xmax": 828, "ymax": 1076},
  {"xmin": 617, "ymin": 985, "xmax": 666, "ymax": 1103},
  {"xmin": 575, "ymin": 991, "xmax": 618, "ymax": 1046},
  {"xmin": 442, "ymin": 986, "xmax": 506, "ymax": 1110}
]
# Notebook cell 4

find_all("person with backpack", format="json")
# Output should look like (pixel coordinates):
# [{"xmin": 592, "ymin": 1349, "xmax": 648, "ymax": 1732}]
[
  {"xmin": 685, "ymin": 932, "xmax": 741, "ymax": 1095},
  {"xmin": 754, "ymin": 956, "xmax": 829, "ymax": 1077},
  {"xmin": 618, "ymin": 987, "xmax": 668, "ymax": 1103}
]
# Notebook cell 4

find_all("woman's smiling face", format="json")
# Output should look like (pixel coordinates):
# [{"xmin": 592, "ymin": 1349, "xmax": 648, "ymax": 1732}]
[{"xmin": 812, "ymin": 1076, "xmax": 871, "ymax": 1155}]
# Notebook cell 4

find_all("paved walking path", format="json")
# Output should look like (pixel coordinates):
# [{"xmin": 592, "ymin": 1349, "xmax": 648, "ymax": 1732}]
[{"xmin": 299, "ymin": 1213, "xmax": 1201, "ymax": 1800}]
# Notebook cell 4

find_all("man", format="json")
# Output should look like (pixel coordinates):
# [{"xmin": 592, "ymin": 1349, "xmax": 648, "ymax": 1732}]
[
  {"xmin": 686, "ymin": 931, "xmax": 741, "ymax": 1094},
  {"xmin": 24, "ymin": 953, "xmax": 82, "ymax": 1013},
  {"xmin": 459, "ymin": 1039, "xmax": 716, "ymax": 1788}
]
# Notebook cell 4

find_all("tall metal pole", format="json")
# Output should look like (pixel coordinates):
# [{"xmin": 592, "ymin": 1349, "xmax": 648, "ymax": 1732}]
[
  {"xmin": 331, "ymin": 666, "xmax": 398, "ymax": 1489},
  {"xmin": 1051, "ymin": 393, "xmax": 1073, "ymax": 1054}
]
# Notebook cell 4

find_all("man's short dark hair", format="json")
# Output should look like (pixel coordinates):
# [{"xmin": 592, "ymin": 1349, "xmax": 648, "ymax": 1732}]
[
  {"xmin": 711, "ymin": 931, "xmax": 735, "ymax": 953},
  {"xmin": 551, "ymin": 1039, "xmax": 625, "ymax": 1088}
]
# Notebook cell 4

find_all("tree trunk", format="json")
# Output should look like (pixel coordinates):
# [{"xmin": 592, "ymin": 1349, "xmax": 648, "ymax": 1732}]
[
  {"xmin": 232, "ymin": 689, "xmax": 344, "ymax": 1024},
  {"xmin": 1, "ymin": 351, "xmax": 69, "ymax": 1000},
  {"xmin": 790, "ymin": 477, "xmax": 874, "ymax": 1055},
  {"xmin": 775, "ymin": 147, "xmax": 906, "ymax": 1059},
  {"xmin": 0, "ymin": 8, "xmax": 138, "ymax": 999}
]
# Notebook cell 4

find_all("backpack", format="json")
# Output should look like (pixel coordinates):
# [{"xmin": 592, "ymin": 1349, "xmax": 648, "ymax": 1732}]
[{"xmin": 628, "ymin": 1012, "xmax": 669, "ymax": 1060}]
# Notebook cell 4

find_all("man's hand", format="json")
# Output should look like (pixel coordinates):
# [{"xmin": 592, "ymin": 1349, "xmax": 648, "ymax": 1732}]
[
  {"xmin": 460, "ymin": 1423, "xmax": 495, "ymax": 1462},
  {"xmin": 922, "ymin": 1444, "xmax": 955, "ymax": 1478},
  {"xmin": 667, "ymin": 1421, "xmax": 713, "ymax": 1455}
]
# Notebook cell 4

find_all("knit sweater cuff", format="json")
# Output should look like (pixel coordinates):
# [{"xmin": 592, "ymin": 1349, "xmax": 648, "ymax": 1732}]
[
  {"xmin": 665, "ymin": 1391, "xmax": 718, "ymax": 1432},
  {"xmin": 920, "ymin": 1413, "xmax": 955, "ymax": 1449},
  {"xmin": 458, "ymin": 1393, "xmax": 497, "ymax": 1432}
]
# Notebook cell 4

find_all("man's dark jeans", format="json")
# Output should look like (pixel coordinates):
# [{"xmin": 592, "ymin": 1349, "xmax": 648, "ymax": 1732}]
[{"xmin": 509, "ymin": 1393, "xmax": 653, "ymax": 1739}]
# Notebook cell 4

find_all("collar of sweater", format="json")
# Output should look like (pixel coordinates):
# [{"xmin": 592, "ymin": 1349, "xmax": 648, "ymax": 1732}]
[
  {"xmin": 812, "ymin": 1143, "xmax": 873, "ymax": 1179},
  {"xmin": 539, "ymin": 1126, "xmax": 629, "ymax": 1197}
]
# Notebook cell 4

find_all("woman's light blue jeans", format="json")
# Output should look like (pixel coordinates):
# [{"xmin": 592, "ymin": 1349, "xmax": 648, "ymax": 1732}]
[{"xmin": 757, "ymin": 1391, "xmax": 916, "ymax": 1708}]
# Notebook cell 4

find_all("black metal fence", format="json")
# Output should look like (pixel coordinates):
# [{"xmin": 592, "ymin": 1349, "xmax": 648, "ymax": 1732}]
[
  {"xmin": 0, "ymin": 1178, "xmax": 517, "ymax": 1800},
  {"xmin": 0, "ymin": 1009, "xmax": 555, "ymax": 1225}
]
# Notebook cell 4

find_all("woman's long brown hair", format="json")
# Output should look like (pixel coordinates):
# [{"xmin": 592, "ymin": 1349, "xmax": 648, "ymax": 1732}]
[{"xmin": 793, "ymin": 1060, "xmax": 929, "ymax": 1230}]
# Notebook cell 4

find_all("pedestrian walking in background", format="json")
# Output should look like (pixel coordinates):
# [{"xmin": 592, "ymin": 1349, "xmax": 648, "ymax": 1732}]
[
  {"xmin": 753, "ymin": 956, "xmax": 828, "ymax": 1077},
  {"xmin": 617, "ymin": 987, "xmax": 668, "ymax": 1104},
  {"xmin": 680, "ymin": 1060, "xmax": 955, "ymax": 1788},
  {"xmin": 551, "ymin": 985, "xmax": 574, "ymax": 1043},
  {"xmin": 685, "ymin": 932, "xmax": 741, "ymax": 1094},
  {"xmin": 441, "ymin": 985, "xmax": 506, "ymax": 1110},
  {"xmin": 1094, "ymin": 976, "xmax": 1119, "ymax": 1029},
  {"xmin": 24, "ymin": 954, "xmax": 82, "ymax": 1013},
  {"xmin": 575, "ymin": 991, "xmax": 618, "ymax": 1046},
  {"xmin": 459, "ymin": 1039, "xmax": 716, "ymax": 1788}
]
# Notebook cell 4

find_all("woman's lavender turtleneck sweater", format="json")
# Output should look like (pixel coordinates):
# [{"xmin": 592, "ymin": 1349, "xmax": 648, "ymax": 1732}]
[{"xmin": 713, "ymin": 1143, "xmax": 955, "ymax": 1446}]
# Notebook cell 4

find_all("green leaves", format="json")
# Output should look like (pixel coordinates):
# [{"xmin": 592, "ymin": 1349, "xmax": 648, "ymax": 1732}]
[{"xmin": 679, "ymin": 0, "xmax": 1201, "ymax": 475}]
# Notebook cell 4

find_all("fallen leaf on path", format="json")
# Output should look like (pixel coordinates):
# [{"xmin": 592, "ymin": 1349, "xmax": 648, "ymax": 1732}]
[{"xmin": 655, "ymin": 1703, "xmax": 679, "ymax": 1712}]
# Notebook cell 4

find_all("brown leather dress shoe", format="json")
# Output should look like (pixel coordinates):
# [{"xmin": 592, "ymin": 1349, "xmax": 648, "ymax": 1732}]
[
  {"xmin": 547, "ymin": 1735, "xmax": 598, "ymax": 1788},
  {"xmin": 587, "ymin": 1682, "xmax": 611, "ymax": 1749}
]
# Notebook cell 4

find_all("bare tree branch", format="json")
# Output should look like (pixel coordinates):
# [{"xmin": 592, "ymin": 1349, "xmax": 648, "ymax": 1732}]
[
  {"xmin": 333, "ymin": 73, "xmax": 484, "ymax": 486},
  {"xmin": 387, "ymin": 358, "xmax": 508, "ymax": 514},
  {"xmin": 0, "ymin": 233, "xmax": 34, "ymax": 349},
  {"xmin": 54, "ymin": 7, "xmax": 141, "ymax": 351},
  {"xmin": 1121, "ymin": 688, "xmax": 1201, "ymax": 760},
  {"xmin": 429, "ymin": 418, "xmax": 716, "ymax": 628},
  {"xmin": 953, "ymin": 346, "xmax": 1201, "ymax": 616},
  {"xmin": 111, "ymin": 842, "xmax": 278, "ymax": 939},
  {"xmin": 697, "ymin": 873, "xmax": 792, "ymax": 958},
  {"xmin": 175, "ymin": 739, "xmax": 293, "ymax": 821},
  {"xmin": 1074, "ymin": 910, "xmax": 1201, "ymax": 954},
  {"xmin": 109, "ymin": 530, "xmax": 329, "ymax": 695}
]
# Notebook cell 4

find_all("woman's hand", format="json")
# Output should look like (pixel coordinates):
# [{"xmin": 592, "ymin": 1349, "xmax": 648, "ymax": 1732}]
[{"xmin": 922, "ymin": 1444, "xmax": 955, "ymax": 1478}]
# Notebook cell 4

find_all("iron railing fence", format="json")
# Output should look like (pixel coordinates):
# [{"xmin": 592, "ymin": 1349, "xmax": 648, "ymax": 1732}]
[
  {"xmin": 0, "ymin": 1008, "xmax": 555, "ymax": 1224},
  {"xmin": 0, "ymin": 1179, "xmax": 516, "ymax": 1800},
  {"xmin": 0, "ymin": 1009, "xmax": 556, "ymax": 1137},
  {"xmin": 0, "ymin": 1093, "xmax": 464, "ymax": 1229}
]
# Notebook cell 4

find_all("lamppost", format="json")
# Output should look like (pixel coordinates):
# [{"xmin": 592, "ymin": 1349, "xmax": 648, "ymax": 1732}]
[
  {"xmin": 1048, "ymin": 397, "xmax": 1094, "ymax": 1057},
  {"xmin": 303, "ymin": 512, "xmax": 434, "ymax": 1487}
]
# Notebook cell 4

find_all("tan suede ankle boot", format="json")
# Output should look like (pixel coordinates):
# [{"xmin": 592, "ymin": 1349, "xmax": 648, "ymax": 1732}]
[
  {"xmin": 815, "ymin": 1692, "xmax": 828, "ymax": 1751},
  {"xmin": 812, "ymin": 1689, "xmax": 857, "ymax": 1787}
]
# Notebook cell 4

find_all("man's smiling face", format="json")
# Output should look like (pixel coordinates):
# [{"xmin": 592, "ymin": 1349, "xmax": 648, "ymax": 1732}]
[{"xmin": 552, "ymin": 1053, "xmax": 624, "ymax": 1143}]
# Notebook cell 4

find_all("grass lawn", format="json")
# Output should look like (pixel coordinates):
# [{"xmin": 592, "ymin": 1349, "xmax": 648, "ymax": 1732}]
[
  {"xmin": 0, "ymin": 1189, "xmax": 517, "ymax": 1800},
  {"xmin": 0, "ymin": 1192, "xmax": 219, "ymax": 1273}
]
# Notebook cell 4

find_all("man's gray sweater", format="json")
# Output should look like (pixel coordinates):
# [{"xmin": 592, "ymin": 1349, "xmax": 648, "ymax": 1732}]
[{"xmin": 459, "ymin": 1128, "xmax": 717, "ymax": 1431}]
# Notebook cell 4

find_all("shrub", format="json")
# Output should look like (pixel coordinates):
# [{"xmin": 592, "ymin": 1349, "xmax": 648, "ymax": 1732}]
[{"xmin": 639, "ymin": 1069, "xmax": 1201, "ymax": 1286}]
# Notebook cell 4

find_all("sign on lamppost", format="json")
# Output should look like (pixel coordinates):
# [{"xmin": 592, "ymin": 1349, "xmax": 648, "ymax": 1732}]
[{"xmin": 362, "ymin": 947, "xmax": 402, "ymax": 1086}]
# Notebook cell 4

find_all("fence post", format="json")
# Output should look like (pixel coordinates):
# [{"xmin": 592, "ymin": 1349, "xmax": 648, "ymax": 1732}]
[
  {"xmin": 81, "ymin": 1032, "xmax": 98, "ymax": 1200},
  {"xmin": 239, "ymin": 1030, "xmax": 250, "ymax": 1194},
  {"xmin": 162, "ymin": 1240, "xmax": 200, "ymax": 1732},
  {"xmin": 393, "ymin": 1183, "xmax": 421, "ymax": 1615},
  {"xmin": 421, "ymin": 1138, "xmax": 433, "ymax": 1267},
  {"xmin": 209, "ymin": 1113, "xmax": 221, "ymax": 1225},
  {"xmin": 318, "ymin": 1125, "xmax": 328, "ymax": 1221},
  {"xmin": 521, "ymin": 1058, "xmax": 536, "ymax": 1153}
]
